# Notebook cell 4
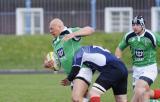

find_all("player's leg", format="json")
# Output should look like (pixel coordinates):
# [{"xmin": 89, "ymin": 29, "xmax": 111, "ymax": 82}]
[
  {"xmin": 72, "ymin": 79, "xmax": 89, "ymax": 102},
  {"xmin": 89, "ymin": 61, "xmax": 128, "ymax": 102},
  {"xmin": 72, "ymin": 67, "xmax": 93, "ymax": 102},
  {"xmin": 89, "ymin": 75, "xmax": 128, "ymax": 102},
  {"xmin": 131, "ymin": 67, "xmax": 141, "ymax": 102},
  {"xmin": 131, "ymin": 79, "xmax": 150, "ymax": 102},
  {"xmin": 89, "ymin": 83, "xmax": 104, "ymax": 102},
  {"xmin": 131, "ymin": 64, "xmax": 157, "ymax": 102},
  {"xmin": 89, "ymin": 69, "xmax": 115, "ymax": 102},
  {"xmin": 89, "ymin": 82, "xmax": 108, "ymax": 102},
  {"xmin": 113, "ymin": 80, "xmax": 128, "ymax": 102},
  {"xmin": 112, "ymin": 69, "xmax": 128, "ymax": 102},
  {"xmin": 114, "ymin": 95, "xmax": 127, "ymax": 102},
  {"xmin": 109, "ymin": 61, "xmax": 128, "ymax": 102}
]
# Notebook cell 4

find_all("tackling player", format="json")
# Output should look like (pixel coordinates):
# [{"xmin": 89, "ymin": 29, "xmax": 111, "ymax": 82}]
[
  {"xmin": 115, "ymin": 15, "xmax": 160, "ymax": 102},
  {"xmin": 64, "ymin": 45, "xmax": 128, "ymax": 102}
]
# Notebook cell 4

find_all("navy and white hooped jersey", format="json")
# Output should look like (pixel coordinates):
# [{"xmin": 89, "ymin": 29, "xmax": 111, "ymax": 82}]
[{"xmin": 72, "ymin": 45, "xmax": 122, "ymax": 72}]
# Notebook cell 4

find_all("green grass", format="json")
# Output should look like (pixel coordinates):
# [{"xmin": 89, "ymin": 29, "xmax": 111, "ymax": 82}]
[
  {"xmin": 0, "ymin": 73, "xmax": 160, "ymax": 102},
  {"xmin": 0, "ymin": 74, "xmax": 71, "ymax": 102},
  {"xmin": 1, "ymin": 32, "xmax": 160, "ymax": 101},
  {"xmin": 0, "ymin": 32, "xmax": 160, "ymax": 69},
  {"xmin": 0, "ymin": 35, "xmax": 52, "ymax": 69}
]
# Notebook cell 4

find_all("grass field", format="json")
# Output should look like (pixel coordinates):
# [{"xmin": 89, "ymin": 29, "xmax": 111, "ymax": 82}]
[
  {"xmin": 0, "ymin": 33, "xmax": 160, "ymax": 102},
  {"xmin": 0, "ymin": 33, "xmax": 160, "ymax": 69},
  {"xmin": 0, "ymin": 73, "xmax": 160, "ymax": 102}
]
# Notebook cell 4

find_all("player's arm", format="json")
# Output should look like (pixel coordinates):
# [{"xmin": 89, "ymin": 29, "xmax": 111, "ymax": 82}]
[
  {"xmin": 115, "ymin": 35, "xmax": 128, "ymax": 58},
  {"xmin": 63, "ymin": 26, "xmax": 95, "ymax": 41},
  {"xmin": 61, "ymin": 48, "xmax": 84, "ymax": 86},
  {"xmin": 67, "ymin": 66, "xmax": 80, "ymax": 81},
  {"xmin": 61, "ymin": 66, "xmax": 80, "ymax": 86},
  {"xmin": 72, "ymin": 26, "xmax": 95, "ymax": 37},
  {"xmin": 115, "ymin": 47, "xmax": 123, "ymax": 59},
  {"xmin": 61, "ymin": 58, "xmax": 83, "ymax": 86}
]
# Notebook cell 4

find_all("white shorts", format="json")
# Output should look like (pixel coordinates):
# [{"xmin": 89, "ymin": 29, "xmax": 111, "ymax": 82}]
[
  {"xmin": 76, "ymin": 67, "xmax": 93, "ymax": 84},
  {"xmin": 132, "ymin": 63, "xmax": 158, "ymax": 86}
]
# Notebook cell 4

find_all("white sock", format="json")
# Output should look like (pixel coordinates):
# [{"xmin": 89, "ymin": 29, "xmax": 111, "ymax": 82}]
[{"xmin": 83, "ymin": 98, "xmax": 89, "ymax": 102}]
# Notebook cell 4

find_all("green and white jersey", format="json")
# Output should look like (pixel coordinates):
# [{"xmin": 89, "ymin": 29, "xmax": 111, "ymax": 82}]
[
  {"xmin": 52, "ymin": 27, "xmax": 81, "ymax": 74},
  {"xmin": 118, "ymin": 29, "xmax": 160, "ymax": 67}
]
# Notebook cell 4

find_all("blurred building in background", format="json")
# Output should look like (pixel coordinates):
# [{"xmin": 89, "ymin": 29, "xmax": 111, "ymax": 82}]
[{"xmin": 0, "ymin": 0, "xmax": 160, "ymax": 34}]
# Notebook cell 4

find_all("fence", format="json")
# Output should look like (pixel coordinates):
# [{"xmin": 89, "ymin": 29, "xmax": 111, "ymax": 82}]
[{"xmin": 0, "ymin": 0, "xmax": 159, "ymax": 34}]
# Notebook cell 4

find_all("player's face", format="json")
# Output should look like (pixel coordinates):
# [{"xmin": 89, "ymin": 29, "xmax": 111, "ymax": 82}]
[
  {"xmin": 49, "ymin": 24, "xmax": 61, "ymax": 37},
  {"xmin": 132, "ymin": 24, "xmax": 143, "ymax": 34}
]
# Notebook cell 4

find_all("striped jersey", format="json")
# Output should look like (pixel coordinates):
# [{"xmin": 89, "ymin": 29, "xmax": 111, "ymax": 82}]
[
  {"xmin": 118, "ymin": 29, "xmax": 160, "ymax": 66},
  {"xmin": 52, "ymin": 27, "xmax": 81, "ymax": 74},
  {"xmin": 73, "ymin": 45, "xmax": 125, "ymax": 72}
]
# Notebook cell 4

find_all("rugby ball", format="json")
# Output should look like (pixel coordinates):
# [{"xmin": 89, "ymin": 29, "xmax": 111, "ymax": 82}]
[{"xmin": 46, "ymin": 52, "xmax": 60, "ymax": 71}]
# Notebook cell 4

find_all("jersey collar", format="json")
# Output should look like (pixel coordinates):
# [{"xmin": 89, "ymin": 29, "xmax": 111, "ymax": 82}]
[
  {"xmin": 136, "ymin": 29, "xmax": 145, "ymax": 37},
  {"xmin": 62, "ymin": 26, "xmax": 67, "ymax": 31},
  {"xmin": 53, "ymin": 26, "xmax": 69, "ymax": 44},
  {"xmin": 60, "ymin": 26, "xmax": 69, "ymax": 36}
]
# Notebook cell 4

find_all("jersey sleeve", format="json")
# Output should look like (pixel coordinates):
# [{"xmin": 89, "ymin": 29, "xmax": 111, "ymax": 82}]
[
  {"xmin": 70, "ymin": 27, "xmax": 80, "ymax": 32},
  {"xmin": 155, "ymin": 33, "xmax": 160, "ymax": 47},
  {"xmin": 67, "ymin": 66, "xmax": 80, "ymax": 81},
  {"xmin": 70, "ymin": 27, "xmax": 81, "ymax": 41},
  {"xmin": 118, "ymin": 35, "xmax": 128, "ymax": 51}
]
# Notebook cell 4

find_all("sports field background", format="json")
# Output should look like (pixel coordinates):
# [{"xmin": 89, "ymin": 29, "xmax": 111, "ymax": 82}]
[
  {"xmin": 0, "ymin": 74, "xmax": 160, "ymax": 102},
  {"xmin": 0, "ymin": 32, "xmax": 160, "ymax": 102},
  {"xmin": 1, "ymin": 32, "xmax": 160, "ymax": 69},
  {"xmin": 0, "ymin": 0, "xmax": 160, "ymax": 101}
]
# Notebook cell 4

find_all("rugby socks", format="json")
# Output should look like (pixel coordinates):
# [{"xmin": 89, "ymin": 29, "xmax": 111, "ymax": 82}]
[
  {"xmin": 90, "ymin": 96, "xmax": 100, "ymax": 102},
  {"xmin": 83, "ymin": 98, "xmax": 89, "ymax": 102},
  {"xmin": 153, "ymin": 89, "xmax": 160, "ymax": 99}
]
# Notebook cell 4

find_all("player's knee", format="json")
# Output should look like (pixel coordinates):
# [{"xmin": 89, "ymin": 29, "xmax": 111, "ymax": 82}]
[
  {"xmin": 72, "ymin": 94, "xmax": 83, "ymax": 102},
  {"xmin": 115, "ymin": 95, "xmax": 127, "ymax": 102},
  {"xmin": 72, "ymin": 96, "xmax": 79, "ymax": 102},
  {"xmin": 72, "ymin": 97, "xmax": 82, "ymax": 102},
  {"xmin": 134, "ymin": 87, "xmax": 145, "ymax": 96},
  {"xmin": 143, "ymin": 92, "xmax": 150, "ymax": 99}
]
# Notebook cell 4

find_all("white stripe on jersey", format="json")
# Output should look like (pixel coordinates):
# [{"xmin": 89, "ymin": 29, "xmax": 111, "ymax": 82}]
[
  {"xmin": 124, "ymin": 31, "xmax": 134, "ymax": 40},
  {"xmin": 68, "ymin": 27, "xmax": 81, "ymax": 41},
  {"xmin": 81, "ymin": 52, "xmax": 106, "ymax": 66},
  {"xmin": 67, "ymin": 28, "xmax": 72, "ymax": 33},
  {"xmin": 145, "ymin": 29, "xmax": 157, "ymax": 47}
]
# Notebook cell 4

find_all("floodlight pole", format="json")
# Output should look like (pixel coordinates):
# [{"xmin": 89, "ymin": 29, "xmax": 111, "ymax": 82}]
[
  {"xmin": 91, "ymin": 0, "xmax": 96, "ymax": 29},
  {"xmin": 155, "ymin": 0, "xmax": 160, "ymax": 6},
  {"xmin": 25, "ymin": 0, "xmax": 31, "ymax": 34}
]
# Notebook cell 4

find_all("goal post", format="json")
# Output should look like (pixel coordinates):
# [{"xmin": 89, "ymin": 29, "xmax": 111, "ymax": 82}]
[{"xmin": 16, "ymin": 8, "xmax": 44, "ymax": 35}]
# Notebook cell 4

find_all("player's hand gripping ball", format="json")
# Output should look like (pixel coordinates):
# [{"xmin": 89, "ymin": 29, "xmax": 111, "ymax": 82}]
[{"xmin": 44, "ymin": 52, "xmax": 60, "ymax": 71}]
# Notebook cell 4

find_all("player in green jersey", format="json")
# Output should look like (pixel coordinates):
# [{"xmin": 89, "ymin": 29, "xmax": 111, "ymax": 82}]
[
  {"xmin": 115, "ymin": 16, "xmax": 160, "ymax": 102},
  {"xmin": 44, "ymin": 18, "xmax": 95, "ymax": 102}
]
